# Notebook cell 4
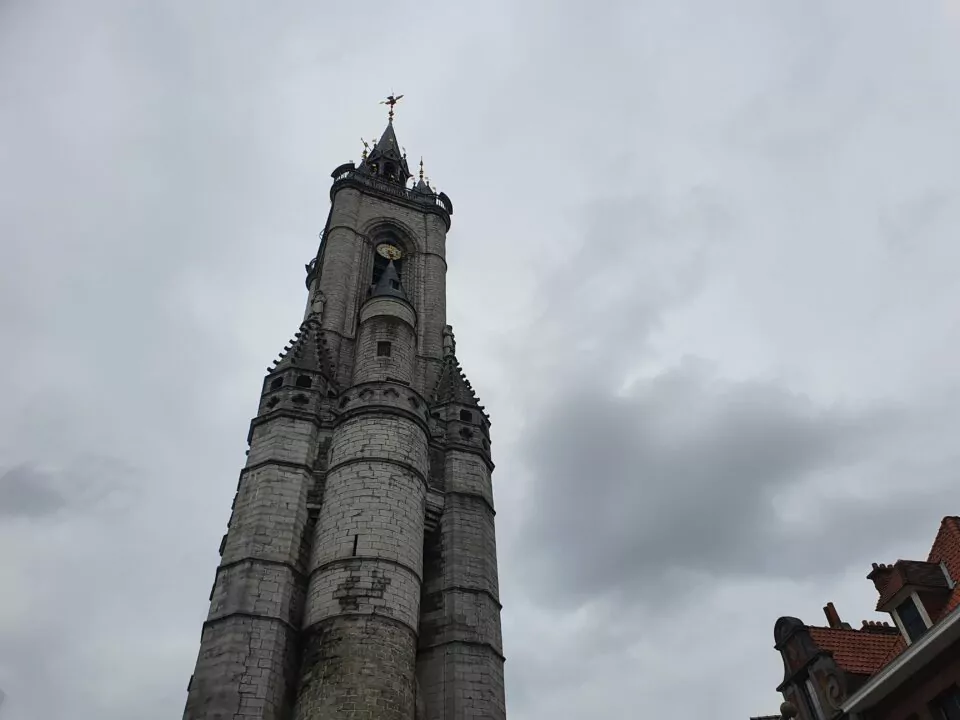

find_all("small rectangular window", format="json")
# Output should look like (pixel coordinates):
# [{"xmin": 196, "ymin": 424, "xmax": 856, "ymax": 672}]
[
  {"xmin": 377, "ymin": 341, "xmax": 392, "ymax": 357},
  {"xmin": 896, "ymin": 596, "xmax": 929, "ymax": 643}
]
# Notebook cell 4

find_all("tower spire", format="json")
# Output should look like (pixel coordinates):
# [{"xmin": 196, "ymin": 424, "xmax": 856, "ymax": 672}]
[
  {"xmin": 413, "ymin": 156, "xmax": 433, "ymax": 195},
  {"xmin": 361, "ymin": 96, "xmax": 411, "ymax": 185}
]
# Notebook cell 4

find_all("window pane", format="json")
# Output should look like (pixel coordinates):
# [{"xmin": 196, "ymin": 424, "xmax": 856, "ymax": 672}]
[{"xmin": 896, "ymin": 597, "xmax": 928, "ymax": 643}]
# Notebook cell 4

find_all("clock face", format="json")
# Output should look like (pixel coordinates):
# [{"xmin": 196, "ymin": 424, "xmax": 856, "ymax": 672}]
[{"xmin": 376, "ymin": 243, "xmax": 403, "ymax": 261}]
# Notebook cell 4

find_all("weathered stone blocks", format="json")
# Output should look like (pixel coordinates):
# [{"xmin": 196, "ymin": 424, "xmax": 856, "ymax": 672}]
[
  {"xmin": 185, "ymin": 145, "xmax": 508, "ymax": 720},
  {"xmin": 296, "ymin": 408, "xmax": 428, "ymax": 717},
  {"xmin": 294, "ymin": 615, "xmax": 417, "ymax": 720}
]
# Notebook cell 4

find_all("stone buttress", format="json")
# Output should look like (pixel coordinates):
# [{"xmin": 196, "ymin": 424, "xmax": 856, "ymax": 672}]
[
  {"xmin": 417, "ymin": 333, "xmax": 506, "ymax": 720},
  {"xmin": 182, "ymin": 113, "xmax": 506, "ymax": 719},
  {"xmin": 183, "ymin": 316, "xmax": 337, "ymax": 719}
]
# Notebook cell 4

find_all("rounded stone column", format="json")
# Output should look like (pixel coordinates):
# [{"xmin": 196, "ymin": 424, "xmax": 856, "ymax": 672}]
[{"xmin": 294, "ymin": 289, "xmax": 427, "ymax": 720}]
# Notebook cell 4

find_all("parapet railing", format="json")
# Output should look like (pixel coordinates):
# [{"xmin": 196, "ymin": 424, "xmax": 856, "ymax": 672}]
[{"xmin": 331, "ymin": 167, "xmax": 452, "ymax": 216}]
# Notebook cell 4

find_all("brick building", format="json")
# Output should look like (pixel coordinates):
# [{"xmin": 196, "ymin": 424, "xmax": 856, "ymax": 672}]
[
  {"xmin": 769, "ymin": 516, "xmax": 960, "ymax": 720},
  {"xmin": 181, "ymin": 103, "xmax": 506, "ymax": 719}
]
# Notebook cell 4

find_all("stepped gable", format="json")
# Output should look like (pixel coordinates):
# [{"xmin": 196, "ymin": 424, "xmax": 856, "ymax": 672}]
[{"xmin": 268, "ymin": 315, "xmax": 338, "ymax": 386}]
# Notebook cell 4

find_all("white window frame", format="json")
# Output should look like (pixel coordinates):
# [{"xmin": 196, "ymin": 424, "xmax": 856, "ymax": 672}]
[
  {"xmin": 891, "ymin": 592, "xmax": 933, "ymax": 645},
  {"xmin": 804, "ymin": 677, "xmax": 827, "ymax": 720},
  {"xmin": 941, "ymin": 560, "xmax": 956, "ymax": 590}
]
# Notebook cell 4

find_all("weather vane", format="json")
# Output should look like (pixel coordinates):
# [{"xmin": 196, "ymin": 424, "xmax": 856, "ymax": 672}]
[
  {"xmin": 380, "ymin": 93, "xmax": 404, "ymax": 123},
  {"xmin": 360, "ymin": 137, "xmax": 371, "ymax": 159}
]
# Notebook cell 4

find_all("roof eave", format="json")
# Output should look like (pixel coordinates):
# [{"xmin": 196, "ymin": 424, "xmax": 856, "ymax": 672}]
[{"xmin": 842, "ymin": 603, "xmax": 960, "ymax": 714}]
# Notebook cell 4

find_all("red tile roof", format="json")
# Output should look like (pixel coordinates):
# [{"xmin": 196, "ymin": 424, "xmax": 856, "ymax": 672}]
[
  {"xmin": 808, "ymin": 626, "xmax": 902, "ymax": 675},
  {"xmin": 927, "ymin": 516, "xmax": 960, "ymax": 617},
  {"xmin": 806, "ymin": 517, "xmax": 960, "ymax": 677}
]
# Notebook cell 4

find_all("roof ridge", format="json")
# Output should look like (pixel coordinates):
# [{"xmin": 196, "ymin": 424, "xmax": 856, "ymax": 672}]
[{"xmin": 809, "ymin": 624, "xmax": 857, "ymax": 631}]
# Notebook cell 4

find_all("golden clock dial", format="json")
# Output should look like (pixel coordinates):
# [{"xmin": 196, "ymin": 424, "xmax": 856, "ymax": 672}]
[{"xmin": 377, "ymin": 244, "xmax": 403, "ymax": 261}]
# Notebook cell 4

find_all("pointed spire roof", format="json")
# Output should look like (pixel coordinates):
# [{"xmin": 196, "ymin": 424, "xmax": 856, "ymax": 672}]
[
  {"xmin": 361, "ymin": 120, "xmax": 411, "ymax": 183},
  {"xmin": 268, "ymin": 315, "xmax": 338, "ymax": 383},
  {"xmin": 413, "ymin": 157, "xmax": 433, "ymax": 194},
  {"xmin": 371, "ymin": 260, "xmax": 408, "ymax": 301},
  {"xmin": 373, "ymin": 122, "xmax": 403, "ymax": 159},
  {"xmin": 432, "ymin": 354, "xmax": 486, "ymax": 414},
  {"xmin": 431, "ymin": 326, "xmax": 485, "ymax": 414}
]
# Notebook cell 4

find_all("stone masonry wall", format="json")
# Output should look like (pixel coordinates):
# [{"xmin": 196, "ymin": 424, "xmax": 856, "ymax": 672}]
[
  {"xmin": 184, "ymin": 146, "xmax": 510, "ymax": 719},
  {"xmin": 418, "ymin": 213, "xmax": 448, "ymax": 363},
  {"xmin": 320, "ymin": 186, "xmax": 447, "ymax": 399},
  {"xmin": 294, "ymin": 410, "xmax": 429, "ymax": 719},
  {"xmin": 183, "ymin": 413, "xmax": 320, "ymax": 719},
  {"xmin": 353, "ymin": 302, "xmax": 417, "ymax": 387},
  {"xmin": 417, "ymin": 448, "xmax": 505, "ymax": 720}
]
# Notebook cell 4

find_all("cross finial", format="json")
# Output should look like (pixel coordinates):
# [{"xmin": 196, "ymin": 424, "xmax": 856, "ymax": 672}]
[{"xmin": 380, "ymin": 93, "xmax": 404, "ymax": 123}]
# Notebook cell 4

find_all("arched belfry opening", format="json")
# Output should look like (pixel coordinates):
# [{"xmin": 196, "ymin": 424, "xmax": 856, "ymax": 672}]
[{"xmin": 371, "ymin": 232, "xmax": 405, "ymax": 287}]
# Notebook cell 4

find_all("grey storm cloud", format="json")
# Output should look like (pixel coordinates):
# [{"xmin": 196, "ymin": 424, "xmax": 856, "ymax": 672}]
[
  {"xmin": 0, "ymin": 466, "xmax": 67, "ymax": 518},
  {"xmin": 513, "ymin": 361, "xmax": 946, "ymax": 609},
  {"xmin": 4, "ymin": 1, "xmax": 960, "ymax": 720},
  {"xmin": 0, "ymin": 458, "xmax": 135, "ymax": 519}
]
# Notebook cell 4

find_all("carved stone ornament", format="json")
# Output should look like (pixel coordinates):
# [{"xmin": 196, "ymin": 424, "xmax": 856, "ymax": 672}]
[
  {"xmin": 310, "ymin": 289, "xmax": 325, "ymax": 319},
  {"xmin": 816, "ymin": 666, "xmax": 846, "ymax": 711},
  {"xmin": 442, "ymin": 325, "xmax": 456, "ymax": 357}
]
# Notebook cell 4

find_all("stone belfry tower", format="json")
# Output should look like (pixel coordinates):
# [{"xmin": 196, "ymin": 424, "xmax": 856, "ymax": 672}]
[{"xmin": 182, "ymin": 99, "xmax": 506, "ymax": 720}]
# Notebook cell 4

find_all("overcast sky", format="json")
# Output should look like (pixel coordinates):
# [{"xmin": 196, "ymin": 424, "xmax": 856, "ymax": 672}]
[{"xmin": 3, "ymin": 1, "xmax": 960, "ymax": 718}]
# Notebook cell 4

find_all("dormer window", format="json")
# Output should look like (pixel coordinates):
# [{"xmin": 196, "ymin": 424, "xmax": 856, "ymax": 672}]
[{"xmin": 894, "ymin": 594, "xmax": 931, "ymax": 644}]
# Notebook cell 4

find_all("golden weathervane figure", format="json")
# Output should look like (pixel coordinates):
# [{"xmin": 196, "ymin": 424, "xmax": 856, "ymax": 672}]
[{"xmin": 380, "ymin": 93, "xmax": 404, "ymax": 123}]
